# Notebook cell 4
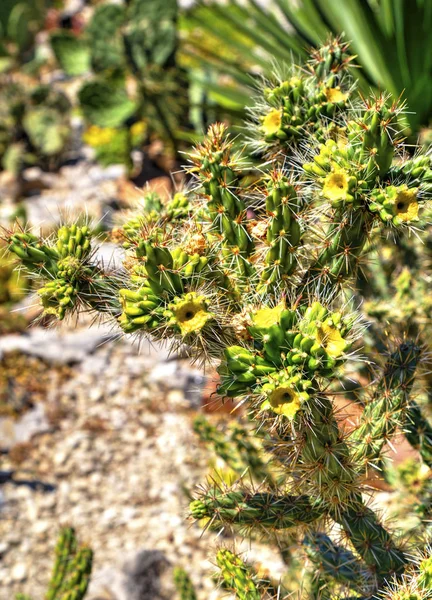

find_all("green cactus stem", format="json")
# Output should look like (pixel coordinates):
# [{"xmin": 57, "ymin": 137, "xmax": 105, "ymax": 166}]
[
  {"xmin": 215, "ymin": 549, "xmax": 262, "ymax": 600},
  {"xmin": 404, "ymin": 401, "xmax": 432, "ymax": 468},
  {"xmin": 45, "ymin": 527, "xmax": 93, "ymax": 600},
  {"xmin": 190, "ymin": 486, "xmax": 324, "ymax": 530},
  {"xmin": 351, "ymin": 341, "xmax": 421, "ymax": 469}
]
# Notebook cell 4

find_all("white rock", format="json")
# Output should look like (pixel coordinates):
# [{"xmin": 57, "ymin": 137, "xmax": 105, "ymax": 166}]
[{"xmin": 11, "ymin": 562, "xmax": 27, "ymax": 582}]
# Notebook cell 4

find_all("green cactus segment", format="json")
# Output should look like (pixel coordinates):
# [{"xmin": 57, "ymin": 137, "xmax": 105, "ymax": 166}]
[
  {"xmin": 7, "ymin": 225, "xmax": 117, "ymax": 320},
  {"xmin": 7, "ymin": 231, "xmax": 59, "ymax": 275},
  {"xmin": 190, "ymin": 487, "xmax": 323, "ymax": 529},
  {"xmin": 216, "ymin": 549, "xmax": 261, "ymax": 600},
  {"xmin": 298, "ymin": 209, "xmax": 370, "ymax": 297},
  {"xmin": 166, "ymin": 193, "xmax": 193, "ymax": 222},
  {"xmin": 300, "ymin": 396, "xmax": 357, "ymax": 506},
  {"xmin": 121, "ymin": 192, "xmax": 192, "ymax": 236},
  {"xmin": 257, "ymin": 38, "xmax": 352, "ymax": 150},
  {"xmin": 118, "ymin": 280, "xmax": 165, "ymax": 333},
  {"xmin": 133, "ymin": 241, "xmax": 183, "ymax": 294},
  {"xmin": 193, "ymin": 416, "xmax": 271, "ymax": 483},
  {"xmin": 418, "ymin": 556, "xmax": 432, "ymax": 589},
  {"xmin": 258, "ymin": 173, "xmax": 302, "ymax": 292},
  {"xmin": 85, "ymin": 3, "xmax": 126, "ymax": 73},
  {"xmin": 304, "ymin": 532, "xmax": 369, "ymax": 591},
  {"xmin": 78, "ymin": 80, "xmax": 137, "ymax": 129},
  {"xmin": 369, "ymin": 185, "xmax": 420, "ymax": 226},
  {"xmin": 392, "ymin": 154, "xmax": 432, "ymax": 197},
  {"xmin": 218, "ymin": 302, "xmax": 353, "ymax": 419},
  {"xmin": 190, "ymin": 123, "xmax": 254, "ymax": 279},
  {"xmin": 352, "ymin": 99, "xmax": 401, "ymax": 179},
  {"xmin": 351, "ymin": 341, "xmax": 421, "ymax": 468},
  {"xmin": 37, "ymin": 225, "xmax": 94, "ymax": 320},
  {"xmin": 336, "ymin": 496, "xmax": 406, "ymax": 578},
  {"xmin": 45, "ymin": 527, "xmax": 93, "ymax": 600},
  {"xmin": 173, "ymin": 567, "xmax": 197, "ymax": 600},
  {"xmin": 404, "ymin": 401, "xmax": 432, "ymax": 468},
  {"xmin": 298, "ymin": 396, "xmax": 405, "ymax": 577},
  {"xmin": 191, "ymin": 123, "xmax": 245, "ymax": 221}
]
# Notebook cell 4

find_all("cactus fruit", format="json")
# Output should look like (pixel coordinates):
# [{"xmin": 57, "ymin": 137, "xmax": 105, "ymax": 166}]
[{"xmin": 8, "ymin": 39, "xmax": 432, "ymax": 599}]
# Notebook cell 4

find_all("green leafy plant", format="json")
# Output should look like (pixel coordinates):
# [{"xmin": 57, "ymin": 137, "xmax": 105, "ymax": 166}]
[
  {"xmin": 50, "ymin": 0, "xmax": 190, "ymax": 169},
  {"xmin": 0, "ymin": 80, "xmax": 73, "ymax": 174},
  {"xmin": 6, "ymin": 39, "xmax": 432, "ymax": 598},
  {"xmin": 183, "ymin": 0, "xmax": 432, "ymax": 135}
]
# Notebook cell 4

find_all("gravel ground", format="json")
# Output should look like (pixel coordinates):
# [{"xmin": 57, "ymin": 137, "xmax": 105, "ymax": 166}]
[
  {"xmin": 0, "ymin": 328, "xmax": 284, "ymax": 600},
  {"xmin": 0, "ymin": 332, "xmax": 215, "ymax": 599}
]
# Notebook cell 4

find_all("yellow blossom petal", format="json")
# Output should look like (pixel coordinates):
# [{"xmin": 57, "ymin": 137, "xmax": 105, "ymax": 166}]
[
  {"xmin": 265, "ymin": 386, "xmax": 301, "ymax": 419},
  {"xmin": 251, "ymin": 303, "xmax": 285, "ymax": 331},
  {"xmin": 325, "ymin": 87, "xmax": 348, "ymax": 103},
  {"xmin": 171, "ymin": 294, "xmax": 213, "ymax": 335},
  {"xmin": 262, "ymin": 109, "xmax": 282, "ymax": 136},
  {"xmin": 322, "ymin": 169, "xmax": 350, "ymax": 202},
  {"xmin": 392, "ymin": 188, "xmax": 419, "ymax": 222},
  {"xmin": 316, "ymin": 323, "xmax": 347, "ymax": 358}
]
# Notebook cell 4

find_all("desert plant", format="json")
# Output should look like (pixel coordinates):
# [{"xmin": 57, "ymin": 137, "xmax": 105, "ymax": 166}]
[
  {"xmin": 6, "ymin": 39, "xmax": 432, "ymax": 598},
  {"xmin": 0, "ymin": 81, "xmax": 73, "ymax": 173},
  {"xmin": 16, "ymin": 527, "xmax": 93, "ymax": 600}
]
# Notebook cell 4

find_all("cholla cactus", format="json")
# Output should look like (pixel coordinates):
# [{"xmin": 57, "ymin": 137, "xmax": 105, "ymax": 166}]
[
  {"xmin": 7, "ymin": 40, "xmax": 432, "ymax": 598},
  {"xmin": 16, "ymin": 527, "xmax": 93, "ymax": 600}
]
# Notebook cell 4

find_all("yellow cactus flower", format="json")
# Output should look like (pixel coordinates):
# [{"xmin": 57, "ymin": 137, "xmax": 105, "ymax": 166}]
[
  {"xmin": 130, "ymin": 120, "xmax": 147, "ymax": 139},
  {"xmin": 392, "ymin": 187, "xmax": 419, "ymax": 222},
  {"xmin": 251, "ymin": 302, "xmax": 285, "ymax": 331},
  {"xmin": 322, "ymin": 169, "xmax": 350, "ymax": 202},
  {"xmin": 83, "ymin": 125, "xmax": 116, "ymax": 148},
  {"xmin": 316, "ymin": 323, "xmax": 347, "ymax": 358},
  {"xmin": 262, "ymin": 109, "xmax": 282, "ymax": 136},
  {"xmin": 171, "ymin": 293, "xmax": 213, "ymax": 336},
  {"xmin": 324, "ymin": 87, "xmax": 348, "ymax": 103},
  {"xmin": 262, "ymin": 386, "xmax": 301, "ymax": 419}
]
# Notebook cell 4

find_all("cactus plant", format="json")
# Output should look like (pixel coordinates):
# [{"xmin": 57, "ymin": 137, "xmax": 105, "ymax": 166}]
[
  {"xmin": 173, "ymin": 567, "xmax": 197, "ymax": 600},
  {"xmin": 16, "ymin": 527, "xmax": 93, "ymax": 600},
  {"xmin": 7, "ymin": 39, "xmax": 432, "ymax": 598}
]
